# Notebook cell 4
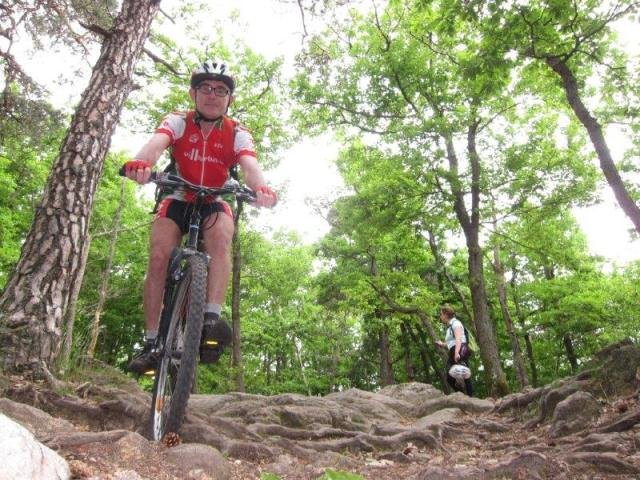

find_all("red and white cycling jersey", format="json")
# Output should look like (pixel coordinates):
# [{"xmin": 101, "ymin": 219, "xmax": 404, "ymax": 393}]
[{"xmin": 156, "ymin": 111, "xmax": 257, "ymax": 201}]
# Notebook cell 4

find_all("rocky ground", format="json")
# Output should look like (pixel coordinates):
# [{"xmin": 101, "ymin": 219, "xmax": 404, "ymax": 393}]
[{"xmin": 1, "ymin": 339, "xmax": 640, "ymax": 480}]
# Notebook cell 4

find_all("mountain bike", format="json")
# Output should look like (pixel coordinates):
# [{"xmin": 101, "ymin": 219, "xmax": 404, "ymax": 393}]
[{"xmin": 128, "ymin": 171, "xmax": 255, "ymax": 441}]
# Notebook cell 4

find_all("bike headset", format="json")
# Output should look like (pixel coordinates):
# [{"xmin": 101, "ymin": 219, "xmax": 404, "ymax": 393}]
[{"xmin": 190, "ymin": 60, "xmax": 235, "ymax": 123}]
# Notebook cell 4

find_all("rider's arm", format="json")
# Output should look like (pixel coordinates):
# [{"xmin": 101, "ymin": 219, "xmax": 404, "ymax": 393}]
[
  {"xmin": 124, "ymin": 133, "xmax": 171, "ymax": 184},
  {"xmin": 237, "ymin": 154, "xmax": 277, "ymax": 207}
]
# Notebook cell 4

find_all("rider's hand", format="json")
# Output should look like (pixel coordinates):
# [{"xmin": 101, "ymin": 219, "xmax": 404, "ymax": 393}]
[
  {"xmin": 254, "ymin": 186, "xmax": 277, "ymax": 208},
  {"xmin": 454, "ymin": 351, "xmax": 461, "ymax": 362},
  {"xmin": 122, "ymin": 160, "xmax": 153, "ymax": 184}
]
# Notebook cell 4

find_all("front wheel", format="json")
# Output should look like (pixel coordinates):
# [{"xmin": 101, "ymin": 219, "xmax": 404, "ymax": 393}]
[{"xmin": 150, "ymin": 253, "xmax": 207, "ymax": 441}]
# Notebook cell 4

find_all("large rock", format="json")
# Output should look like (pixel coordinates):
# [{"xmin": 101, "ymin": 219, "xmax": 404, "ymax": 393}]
[
  {"xmin": 594, "ymin": 341, "xmax": 640, "ymax": 395},
  {"xmin": 0, "ymin": 414, "xmax": 70, "ymax": 480},
  {"xmin": 415, "ymin": 392, "xmax": 494, "ymax": 417},
  {"xmin": 0, "ymin": 397, "xmax": 76, "ymax": 440},
  {"xmin": 414, "ymin": 407, "xmax": 462, "ymax": 428},
  {"xmin": 549, "ymin": 391, "xmax": 601, "ymax": 438},
  {"xmin": 326, "ymin": 388, "xmax": 416, "ymax": 419},
  {"xmin": 164, "ymin": 443, "xmax": 230, "ymax": 479},
  {"xmin": 378, "ymin": 382, "xmax": 444, "ymax": 406}
]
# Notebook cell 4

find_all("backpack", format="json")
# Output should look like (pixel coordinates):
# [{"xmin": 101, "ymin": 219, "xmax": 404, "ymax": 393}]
[{"xmin": 448, "ymin": 321, "xmax": 475, "ymax": 362}]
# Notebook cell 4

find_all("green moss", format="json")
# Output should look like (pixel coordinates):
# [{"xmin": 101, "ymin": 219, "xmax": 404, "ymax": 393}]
[
  {"xmin": 316, "ymin": 470, "xmax": 365, "ymax": 480},
  {"xmin": 61, "ymin": 356, "xmax": 141, "ymax": 393},
  {"xmin": 260, "ymin": 474, "xmax": 282, "ymax": 480}
]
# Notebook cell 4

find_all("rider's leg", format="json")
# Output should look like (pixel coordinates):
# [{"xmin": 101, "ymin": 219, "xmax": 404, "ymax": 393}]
[
  {"xmin": 199, "ymin": 210, "xmax": 234, "ymax": 362},
  {"xmin": 144, "ymin": 217, "xmax": 182, "ymax": 334},
  {"xmin": 201, "ymin": 211, "xmax": 234, "ymax": 306},
  {"xmin": 128, "ymin": 216, "xmax": 181, "ymax": 374}
]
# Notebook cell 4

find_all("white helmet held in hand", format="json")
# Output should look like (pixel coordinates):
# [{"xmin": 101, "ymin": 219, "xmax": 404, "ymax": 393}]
[{"xmin": 449, "ymin": 364, "xmax": 471, "ymax": 380}]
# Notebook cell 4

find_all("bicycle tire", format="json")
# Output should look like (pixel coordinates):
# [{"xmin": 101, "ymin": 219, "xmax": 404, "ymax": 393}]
[{"xmin": 150, "ymin": 253, "xmax": 207, "ymax": 440}]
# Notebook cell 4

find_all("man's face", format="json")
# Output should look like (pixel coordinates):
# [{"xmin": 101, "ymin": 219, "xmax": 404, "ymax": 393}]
[{"xmin": 190, "ymin": 80, "xmax": 233, "ymax": 118}]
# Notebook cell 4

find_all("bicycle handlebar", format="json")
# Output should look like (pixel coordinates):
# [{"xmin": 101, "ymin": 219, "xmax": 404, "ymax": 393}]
[{"xmin": 119, "ymin": 167, "xmax": 257, "ymax": 203}]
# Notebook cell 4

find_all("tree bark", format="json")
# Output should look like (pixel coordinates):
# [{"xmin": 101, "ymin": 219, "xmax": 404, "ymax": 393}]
[
  {"xmin": 546, "ymin": 56, "xmax": 640, "ymax": 233},
  {"xmin": 563, "ymin": 332, "xmax": 578, "ymax": 374},
  {"xmin": 379, "ymin": 324, "xmax": 394, "ymax": 386},
  {"xmin": 0, "ymin": 0, "xmax": 161, "ymax": 374},
  {"xmin": 58, "ymin": 231, "xmax": 91, "ymax": 374},
  {"xmin": 399, "ymin": 323, "xmax": 415, "ymax": 381}
]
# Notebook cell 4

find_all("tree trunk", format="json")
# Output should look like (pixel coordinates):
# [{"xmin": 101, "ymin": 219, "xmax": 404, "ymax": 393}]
[
  {"xmin": 231, "ymin": 202, "xmax": 245, "ymax": 392},
  {"xmin": 427, "ymin": 230, "xmax": 473, "ymax": 321},
  {"xmin": 443, "ymin": 126, "xmax": 509, "ymax": 396},
  {"xmin": 373, "ymin": 285, "xmax": 450, "ymax": 390},
  {"xmin": 379, "ymin": 324, "xmax": 394, "ymax": 386},
  {"xmin": 87, "ymin": 179, "xmax": 126, "ymax": 358},
  {"xmin": 0, "ymin": 0, "xmax": 161, "ymax": 374},
  {"xmin": 58, "ymin": 233, "xmax": 92, "ymax": 374},
  {"xmin": 293, "ymin": 335, "xmax": 311, "ymax": 396},
  {"xmin": 510, "ymin": 264, "xmax": 539, "ymax": 387},
  {"xmin": 546, "ymin": 56, "xmax": 640, "ymax": 233},
  {"xmin": 419, "ymin": 325, "xmax": 452, "ymax": 393},
  {"xmin": 264, "ymin": 354, "xmax": 271, "ymax": 386},
  {"xmin": 492, "ymin": 239, "xmax": 529, "ymax": 389},
  {"xmin": 563, "ymin": 332, "xmax": 578, "ymax": 373},
  {"xmin": 403, "ymin": 322, "xmax": 428, "ymax": 381},
  {"xmin": 399, "ymin": 323, "xmax": 415, "ymax": 381}
]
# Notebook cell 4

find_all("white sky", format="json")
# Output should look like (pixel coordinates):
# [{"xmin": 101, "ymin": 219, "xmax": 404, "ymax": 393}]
[{"xmin": 9, "ymin": 0, "xmax": 640, "ymax": 267}]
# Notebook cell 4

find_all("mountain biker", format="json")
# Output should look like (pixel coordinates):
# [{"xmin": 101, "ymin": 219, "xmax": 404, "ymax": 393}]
[
  {"xmin": 122, "ymin": 60, "xmax": 277, "ymax": 374},
  {"xmin": 436, "ymin": 305, "xmax": 473, "ymax": 396}
]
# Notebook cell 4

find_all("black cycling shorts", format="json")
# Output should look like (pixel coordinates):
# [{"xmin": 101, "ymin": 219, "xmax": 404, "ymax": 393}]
[{"xmin": 156, "ymin": 198, "xmax": 232, "ymax": 234}]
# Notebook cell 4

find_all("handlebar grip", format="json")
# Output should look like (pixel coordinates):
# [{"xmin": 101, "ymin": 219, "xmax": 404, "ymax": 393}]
[
  {"xmin": 119, "ymin": 162, "xmax": 156, "ymax": 178},
  {"xmin": 119, "ymin": 167, "xmax": 159, "ymax": 181}
]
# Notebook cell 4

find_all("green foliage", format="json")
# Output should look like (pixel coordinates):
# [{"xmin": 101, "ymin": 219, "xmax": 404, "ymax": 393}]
[
  {"xmin": 70, "ymin": 154, "xmax": 152, "ymax": 369},
  {"xmin": 260, "ymin": 473, "xmax": 281, "ymax": 480},
  {"xmin": 316, "ymin": 469, "xmax": 365, "ymax": 480},
  {"xmin": 291, "ymin": 0, "xmax": 639, "ymax": 394},
  {"xmin": 125, "ymin": 24, "xmax": 292, "ymax": 170},
  {"xmin": 4, "ymin": 0, "xmax": 639, "ymax": 399},
  {"xmin": 0, "ymin": 98, "xmax": 66, "ymax": 288}
]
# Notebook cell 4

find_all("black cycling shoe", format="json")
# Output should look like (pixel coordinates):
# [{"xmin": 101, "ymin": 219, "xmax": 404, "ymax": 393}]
[
  {"xmin": 200, "ymin": 313, "xmax": 232, "ymax": 364},
  {"xmin": 128, "ymin": 339, "xmax": 159, "ymax": 375}
]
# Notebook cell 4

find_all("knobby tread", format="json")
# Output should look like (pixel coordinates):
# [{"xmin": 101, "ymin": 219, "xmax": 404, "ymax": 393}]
[{"xmin": 151, "ymin": 253, "xmax": 208, "ymax": 439}]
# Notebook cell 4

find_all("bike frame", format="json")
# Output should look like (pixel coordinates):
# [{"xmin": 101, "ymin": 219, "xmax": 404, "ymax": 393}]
[
  {"xmin": 146, "ymin": 173, "xmax": 255, "ymax": 440},
  {"xmin": 157, "ymin": 191, "xmax": 210, "ymax": 345}
]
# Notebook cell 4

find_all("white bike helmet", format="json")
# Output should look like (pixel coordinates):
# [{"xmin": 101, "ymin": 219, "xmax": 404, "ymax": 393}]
[
  {"xmin": 449, "ymin": 364, "xmax": 471, "ymax": 380},
  {"xmin": 190, "ymin": 60, "xmax": 235, "ymax": 92}
]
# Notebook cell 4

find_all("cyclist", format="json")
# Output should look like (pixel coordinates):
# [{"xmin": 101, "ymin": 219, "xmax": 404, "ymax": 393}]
[{"xmin": 123, "ymin": 60, "xmax": 277, "ymax": 374}]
